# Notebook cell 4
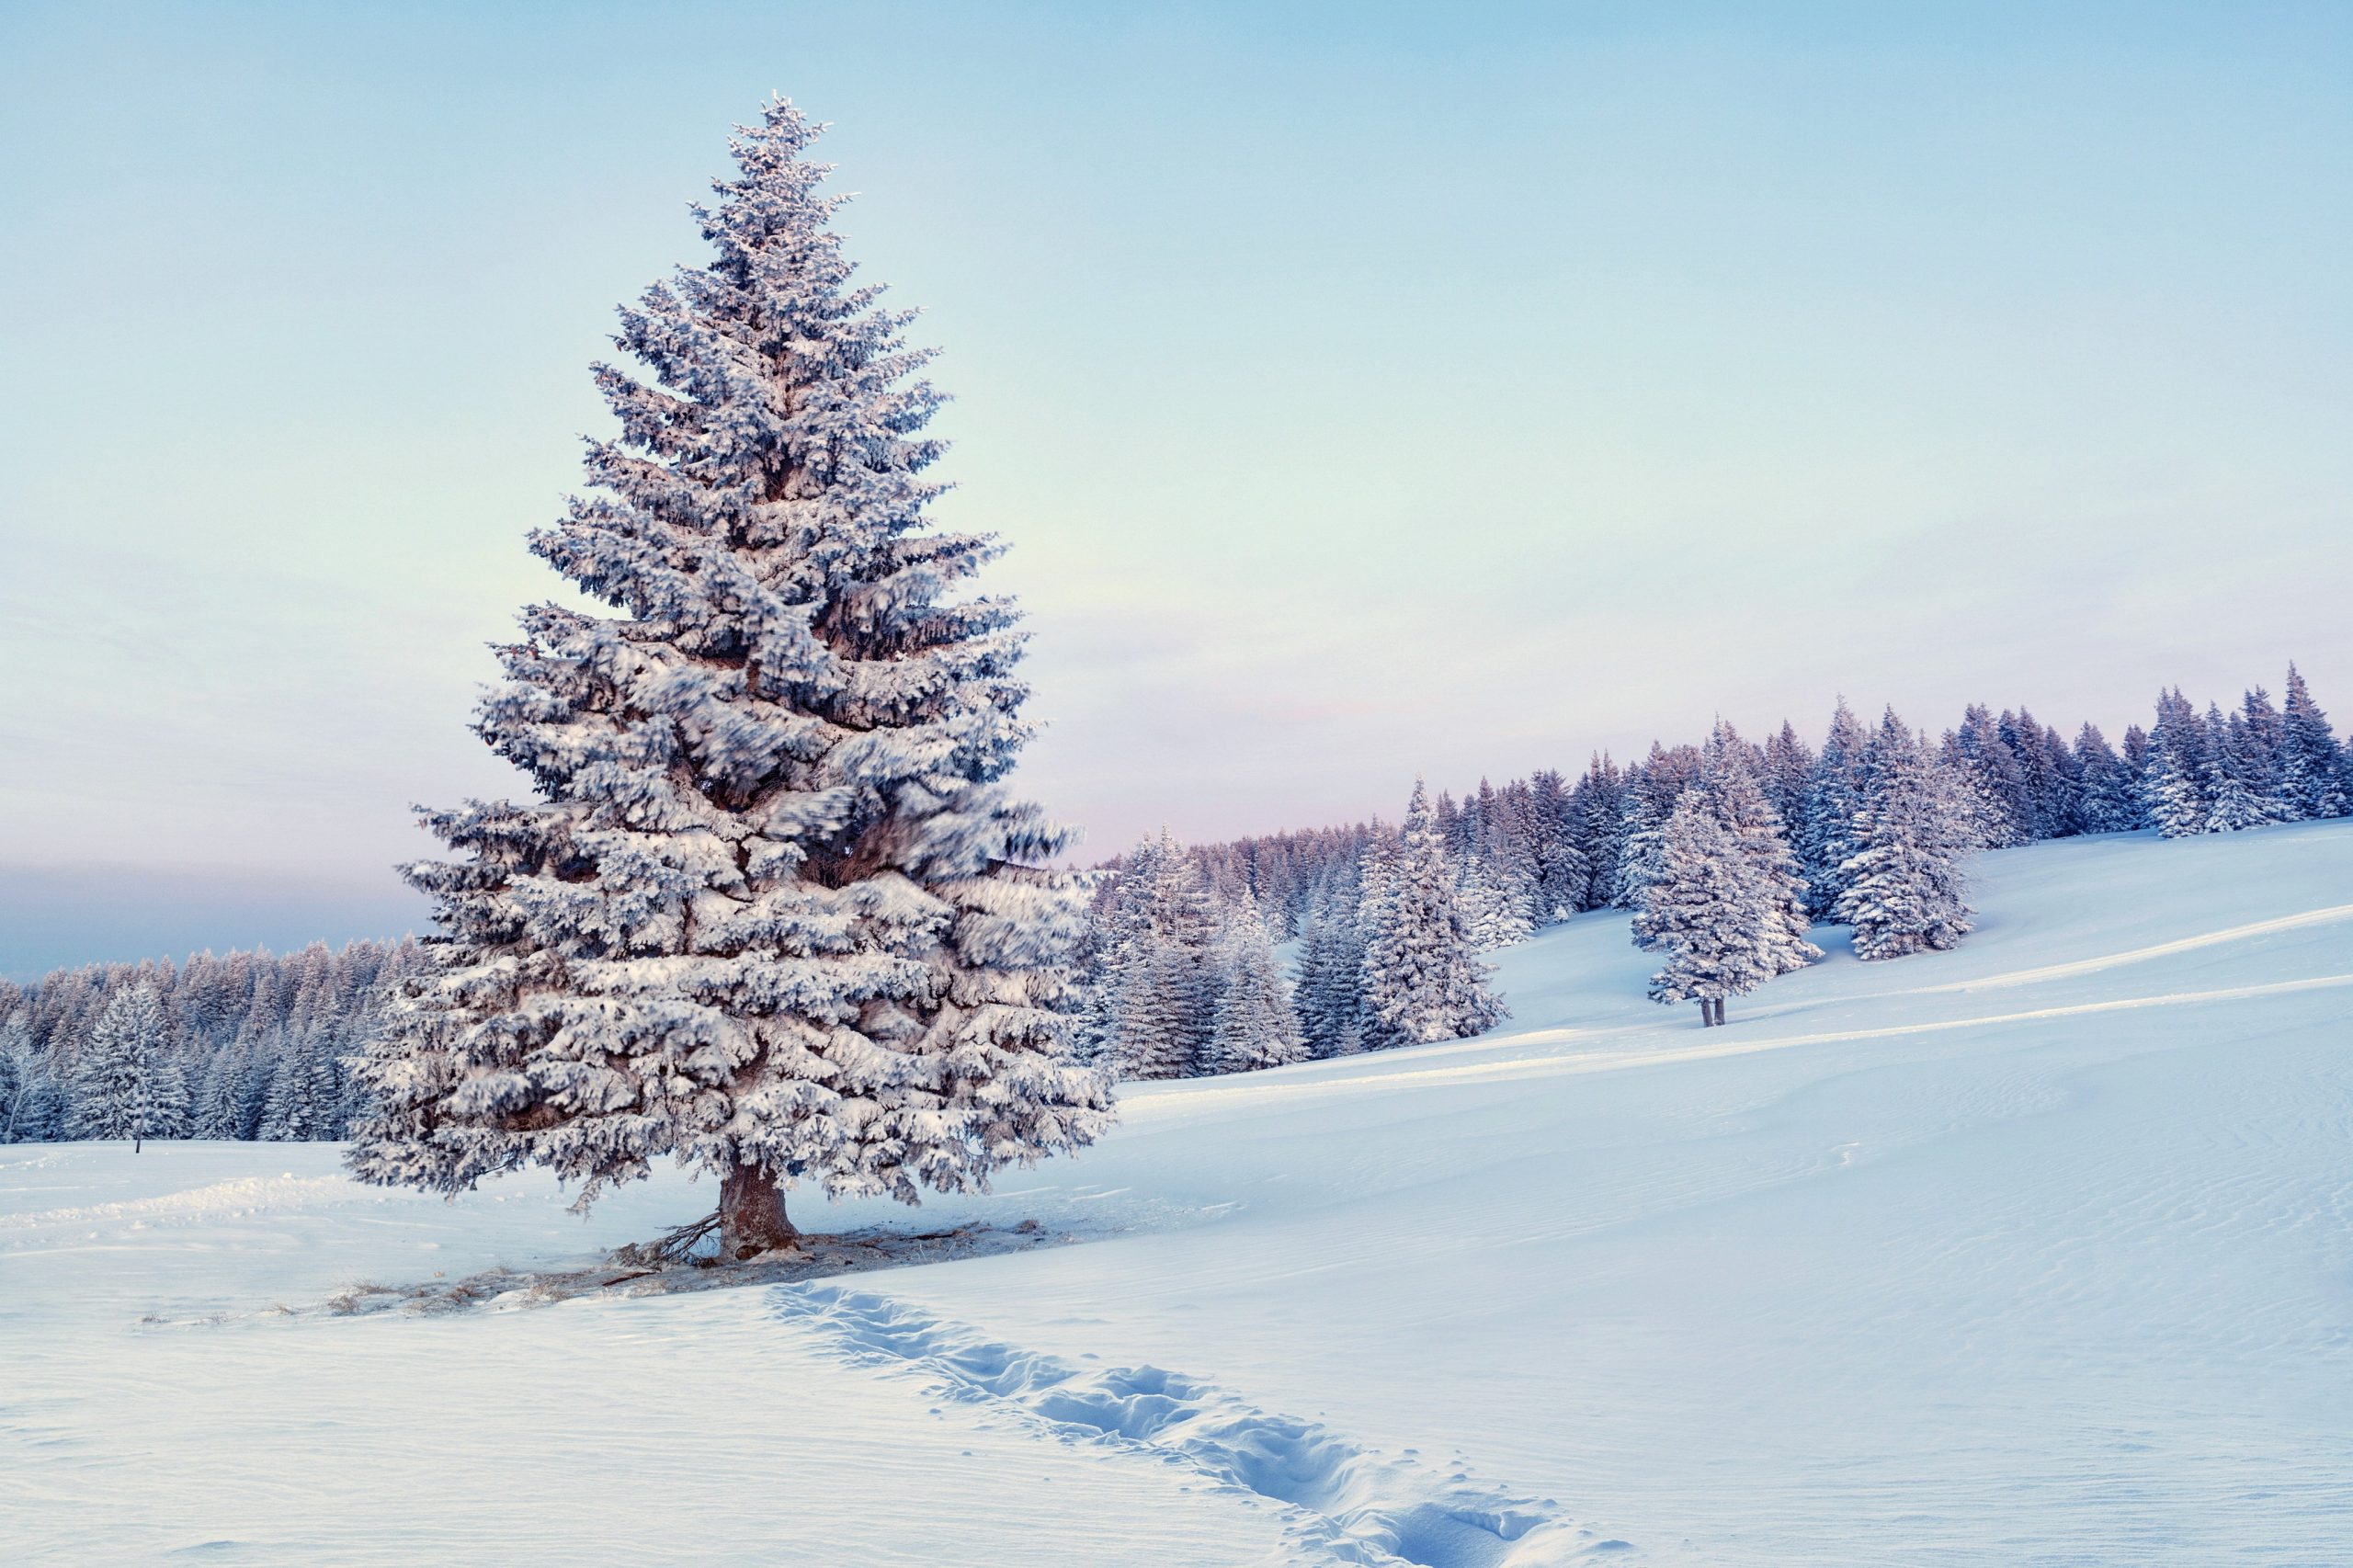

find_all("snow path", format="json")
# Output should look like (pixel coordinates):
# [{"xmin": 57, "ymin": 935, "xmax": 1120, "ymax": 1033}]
[{"xmin": 775, "ymin": 1284, "xmax": 1630, "ymax": 1567}]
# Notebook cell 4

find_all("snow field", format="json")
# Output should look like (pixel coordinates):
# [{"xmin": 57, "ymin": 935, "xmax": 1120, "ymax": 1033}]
[{"xmin": 6, "ymin": 821, "xmax": 2352, "ymax": 1563}]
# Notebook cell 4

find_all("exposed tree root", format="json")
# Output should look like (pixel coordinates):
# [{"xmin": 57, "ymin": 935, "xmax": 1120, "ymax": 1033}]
[
  {"xmin": 298, "ymin": 1217, "xmax": 1063, "ymax": 1320},
  {"xmin": 609, "ymin": 1210, "xmax": 725, "ymax": 1268}
]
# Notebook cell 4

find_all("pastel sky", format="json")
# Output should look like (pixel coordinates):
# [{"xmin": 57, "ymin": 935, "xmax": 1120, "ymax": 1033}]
[{"xmin": 3, "ymin": 2, "xmax": 2347, "ymax": 977}]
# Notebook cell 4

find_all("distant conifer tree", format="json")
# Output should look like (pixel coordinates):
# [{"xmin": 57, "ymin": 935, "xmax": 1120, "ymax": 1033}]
[
  {"xmin": 1361, "ymin": 781, "xmax": 1506, "ymax": 1046},
  {"xmin": 1834, "ymin": 712, "xmax": 1975, "ymax": 960}
]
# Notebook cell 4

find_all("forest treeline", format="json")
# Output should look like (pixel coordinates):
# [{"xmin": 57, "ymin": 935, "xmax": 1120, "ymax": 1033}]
[
  {"xmin": 1077, "ymin": 665, "xmax": 2349, "ymax": 1074},
  {"xmin": 4, "ymin": 666, "xmax": 2346, "ymax": 1139},
  {"xmin": 0, "ymin": 940, "xmax": 421, "ymax": 1143}
]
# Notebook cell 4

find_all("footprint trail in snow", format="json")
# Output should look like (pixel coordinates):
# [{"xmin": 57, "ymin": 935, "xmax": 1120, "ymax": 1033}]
[{"xmin": 773, "ymin": 1284, "xmax": 1635, "ymax": 1567}]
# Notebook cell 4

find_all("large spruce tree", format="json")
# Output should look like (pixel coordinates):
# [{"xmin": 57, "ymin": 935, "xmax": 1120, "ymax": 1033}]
[{"xmin": 349, "ymin": 101, "xmax": 1112, "ymax": 1256}]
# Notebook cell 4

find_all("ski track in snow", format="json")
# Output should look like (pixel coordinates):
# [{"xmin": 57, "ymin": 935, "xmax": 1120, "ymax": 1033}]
[
  {"xmin": 1132, "ymin": 971, "xmax": 2353, "ymax": 1110},
  {"xmin": 773, "ymin": 1284, "xmax": 1634, "ymax": 1568},
  {"xmin": 1891, "ymin": 902, "xmax": 2353, "ymax": 994}
]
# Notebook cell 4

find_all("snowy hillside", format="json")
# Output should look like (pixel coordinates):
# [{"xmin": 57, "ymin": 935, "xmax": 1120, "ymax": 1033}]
[{"xmin": 6, "ymin": 824, "xmax": 2351, "ymax": 1565}]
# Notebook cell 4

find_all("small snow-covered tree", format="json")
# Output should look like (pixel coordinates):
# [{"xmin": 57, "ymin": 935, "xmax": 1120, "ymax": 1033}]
[
  {"xmin": 2279, "ymin": 664, "xmax": 2349, "ymax": 820},
  {"xmin": 0, "ymin": 1007, "xmax": 33, "ymax": 1142},
  {"xmin": 12, "ymin": 1068, "xmax": 64, "ymax": 1143},
  {"xmin": 1456, "ymin": 853, "xmax": 1534, "ymax": 949},
  {"xmin": 1071, "ymin": 838, "xmax": 1165, "ymax": 1062},
  {"xmin": 1796, "ymin": 699, "xmax": 1868, "ymax": 917},
  {"xmin": 1763, "ymin": 721, "xmax": 1814, "ymax": 831},
  {"xmin": 1291, "ymin": 891, "xmax": 1368, "ymax": 1058},
  {"xmin": 1953, "ymin": 704, "xmax": 2029, "ymax": 846},
  {"xmin": 1613, "ymin": 783, "xmax": 1667, "ymax": 914},
  {"xmin": 1833, "ymin": 714, "xmax": 1974, "ymax": 960},
  {"xmin": 2201, "ymin": 703, "xmax": 2271, "ymax": 833},
  {"xmin": 1633, "ymin": 793, "xmax": 1759, "ymax": 1026},
  {"xmin": 1361, "ymin": 780, "xmax": 1506, "ymax": 1047},
  {"xmin": 1635, "ymin": 735, "xmax": 1821, "ymax": 1025},
  {"xmin": 2142, "ymin": 687, "xmax": 2209, "ymax": 838},
  {"xmin": 1699, "ymin": 722, "xmax": 1819, "ymax": 979},
  {"xmin": 1110, "ymin": 943, "xmax": 1211, "ymax": 1080},
  {"xmin": 1569, "ymin": 754, "xmax": 1625, "ymax": 910},
  {"xmin": 191, "ymin": 1039, "xmax": 256, "ymax": 1141},
  {"xmin": 1204, "ymin": 898, "xmax": 1307, "ymax": 1074},
  {"xmin": 348, "ymin": 101, "xmax": 1111, "ymax": 1256},
  {"xmin": 71, "ymin": 985, "xmax": 186, "ymax": 1150},
  {"xmin": 0, "ymin": 1035, "xmax": 23, "ymax": 1144},
  {"xmin": 2073, "ymin": 722, "xmax": 2142, "ymax": 835},
  {"xmin": 1100, "ymin": 835, "xmax": 1219, "ymax": 1080},
  {"xmin": 2240, "ymin": 687, "xmax": 2288, "ymax": 803},
  {"xmin": 260, "ymin": 1026, "xmax": 349, "ymax": 1141},
  {"xmin": 1529, "ymin": 769, "xmax": 1592, "ymax": 920}
]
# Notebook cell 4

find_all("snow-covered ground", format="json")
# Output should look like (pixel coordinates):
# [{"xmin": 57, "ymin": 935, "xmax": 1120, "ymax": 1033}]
[{"xmin": 6, "ymin": 824, "xmax": 2351, "ymax": 1564}]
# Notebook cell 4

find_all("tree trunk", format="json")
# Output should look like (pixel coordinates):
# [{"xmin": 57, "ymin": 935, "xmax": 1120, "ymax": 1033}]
[
  {"xmin": 719, "ymin": 1164, "xmax": 799, "ymax": 1258},
  {"xmin": 1711, "ymin": 997, "xmax": 1727, "ymax": 1027},
  {"xmin": 1697, "ymin": 999, "xmax": 1712, "ymax": 1028}
]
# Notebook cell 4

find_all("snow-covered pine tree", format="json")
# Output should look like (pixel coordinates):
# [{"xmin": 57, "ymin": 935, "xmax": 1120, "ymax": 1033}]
[
  {"xmin": 2240, "ymin": 687, "xmax": 2288, "ymax": 808},
  {"xmin": 1456, "ymin": 853, "xmax": 1534, "ymax": 949},
  {"xmin": 1474, "ymin": 782, "xmax": 1548, "ymax": 933},
  {"xmin": 2072, "ymin": 722, "xmax": 2142, "ymax": 835},
  {"xmin": 1616, "ymin": 744, "xmax": 1700, "ymax": 913},
  {"xmin": 2120, "ymin": 722, "xmax": 2152, "ymax": 794},
  {"xmin": 1763, "ymin": 721, "xmax": 1815, "ymax": 831},
  {"xmin": 1110, "ymin": 942, "xmax": 1211, "ymax": 1080},
  {"xmin": 1833, "ymin": 711, "xmax": 1974, "ymax": 960},
  {"xmin": 12, "ymin": 1067, "xmax": 64, "ymax": 1143},
  {"xmin": 1099, "ymin": 835, "xmax": 1219, "ymax": 1080},
  {"xmin": 1797, "ymin": 698, "xmax": 1868, "ymax": 918},
  {"xmin": 1204, "ymin": 897, "xmax": 1307, "ymax": 1074},
  {"xmin": 261, "ymin": 1026, "xmax": 350, "ymax": 1141},
  {"xmin": 1528, "ymin": 769, "xmax": 1592, "ymax": 920},
  {"xmin": 191, "ymin": 1038, "xmax": 253, "ymax": 1140},
  {"xmin": 1356, "ymin": 822, "xmax": 1403, "ymax": 937},
  {"xmin": 0, "ymin": 1037, "xmax": 22, "ymax": 1144},
  {"xmin": 1613, "ymin": 781, "xmax": 1667, "ymax": 916},
  {"xmin": 2201, "ymin": 704, "xmax": 2273, "ymax": 833},
  {"xmin": 1631, "ymin": 792, "xmax": 1758, "ymax": 1027},
  {"xmin": 1699, "ymin": 722, "xmax": 1820, "ymax": 981},
  {"xmin": 1361, "ymin": 781, "xmax": 1506, "ymax": 1047},
  {"xmin": 1291, "ymin": 884, "xmax": 1368, "ymax": 1059},
  {"xmin": 347, "ymin": 101, "xmax": 1111, "ymax": 1256},
  {"xmin": 2142, "ymin": 687, "xmax": 2209, "ymax": 838},
  {"xmin": 0, "ymin": 1006, "xmax": 31, "ymax": 1142},
  {"xmin": 2013, "ymin": 711, "xmax": 2084, "ymax": 839},
  {"xmin": 70, "ymin": 985, "xmax": 186, "ymax": 1151},
  {"xmin": 1954, "ymin": 705, "xmax": 2030, "ymax": 846},
  {"xmin": 1071, "ymin": 835, "xmax": 1163, "ymax": 1063},
  {"xmin": 1569, "ymin": 754, "xmax": 1625, "ymax": 911},
  {"xmin": 2279, "ymin": 664, "xmax": 2349, "ymax": 820},
  {"xmin": 1634, "ymin": 733, "xmax": 1820, "ymax": 1024}
]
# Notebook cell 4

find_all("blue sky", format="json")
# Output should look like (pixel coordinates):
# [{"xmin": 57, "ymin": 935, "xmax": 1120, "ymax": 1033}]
[{"xmin": 2, "ymin": 2, "xmax": 2347, "ymax": 977}]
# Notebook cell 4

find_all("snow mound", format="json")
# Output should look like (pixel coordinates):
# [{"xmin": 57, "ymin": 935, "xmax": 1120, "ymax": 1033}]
[{"xmin": 0, "ymin": 1174, "xmax": 354, "ymax": 1239}]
